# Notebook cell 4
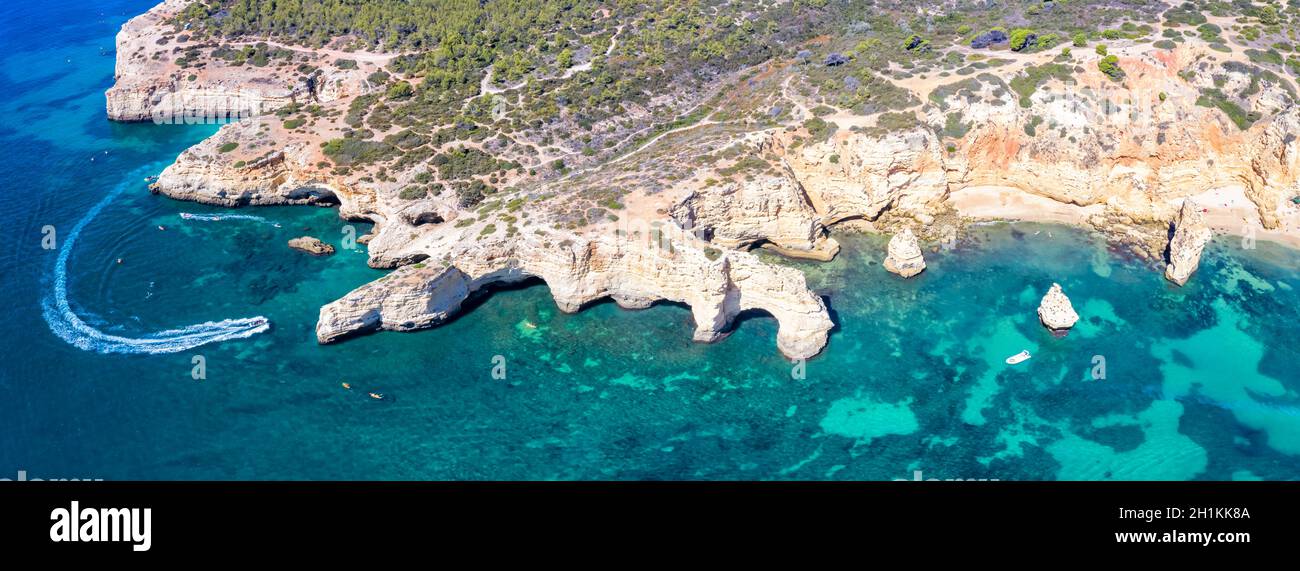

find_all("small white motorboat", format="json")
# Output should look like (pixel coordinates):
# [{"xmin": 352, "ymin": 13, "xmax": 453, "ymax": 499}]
[{"xmin": 1005, "ymin": 350, "xmax": 1031, "ymax": 365}]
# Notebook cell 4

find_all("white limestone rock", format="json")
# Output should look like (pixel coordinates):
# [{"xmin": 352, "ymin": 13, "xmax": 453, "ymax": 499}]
[
  {"xmin": 1164, "ymin": 199, "xmax": 1213, "ymax": 286},
  {"xmin": 883, "ymin": 228, "xmax": 926, "ymax": 278},
  {"xmin": 1037, "ymin": 283, "xmax": 1079, "ymax": 332}
]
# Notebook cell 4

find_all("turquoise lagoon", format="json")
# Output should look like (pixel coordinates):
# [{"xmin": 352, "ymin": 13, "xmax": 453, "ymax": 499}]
[{"xmin": 1, "ymin": 1, "xmax": 1299, "ymax": 480}]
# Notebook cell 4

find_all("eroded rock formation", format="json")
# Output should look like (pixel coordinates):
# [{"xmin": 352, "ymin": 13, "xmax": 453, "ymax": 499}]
[
  {"xmin": 883, "ymin": 228, "xmax": 926, "ymax": 278},
  {"xmin": 318, "ymin": 232, "xmax": 835, "ymax": 359},
  {"xmin": 670, "ymin": 170, "xmax": 838, "ymax": 261},
  {"xmin": 114, "ymin": 1, "xmax": 1300, "ymax": 360},
  {"xmin": 1037, "ymin": 283, "xmax": 1080, "ymax": 333},
  {"xmin": 288, "ymin": 236, "xmax": 335, "ymax": 256},
  {"xmin": 1165, "ymin": 199, "xmax": 1214, "ymax": 286}
]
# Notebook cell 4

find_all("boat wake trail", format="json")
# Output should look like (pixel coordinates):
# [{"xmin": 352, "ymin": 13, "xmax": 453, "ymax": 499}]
[
  {"xmin": 42, "ymin": 166, "xmax": 270, "ymax": 354},
  {"xmin": 179, "ymin": 212, "xmax": 280, "ymax": 226}
]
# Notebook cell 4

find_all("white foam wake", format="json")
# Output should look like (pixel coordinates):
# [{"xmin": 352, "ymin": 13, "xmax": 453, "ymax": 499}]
[
  {"xmin": 43, "ymin": 166, "xmax": 270, "ymax": 354},
  {"xmin": 179, "ymin": 212, "xmax": 279, "ymax": 226}
]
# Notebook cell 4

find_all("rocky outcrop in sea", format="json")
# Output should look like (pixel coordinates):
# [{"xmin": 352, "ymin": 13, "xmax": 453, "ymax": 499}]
[
  {"xmin": 883, "ymin": 228, "xmax": 926, "ymax": 278},
  {"xmin": 1165, "ymin": 199, "xmax": 1213, "ymax": 286},
  {"xmin": 1037, "ymin": 283, "xmax": 1079, "ymax": 333},
  {"xmin": 288, "ymin": 236, "xmax": 335, "ymax": 256}
]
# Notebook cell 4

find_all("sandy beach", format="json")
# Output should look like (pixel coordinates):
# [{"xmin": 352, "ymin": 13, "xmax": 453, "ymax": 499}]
[{"xmin": 948, "ymin": 185, "xmax": 1300, "ymax": 250}]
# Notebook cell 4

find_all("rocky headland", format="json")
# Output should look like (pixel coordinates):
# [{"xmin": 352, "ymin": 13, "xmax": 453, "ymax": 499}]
[{"xmin": 112, "ymin": 1, "xmax": 1300, "ymax": 359}]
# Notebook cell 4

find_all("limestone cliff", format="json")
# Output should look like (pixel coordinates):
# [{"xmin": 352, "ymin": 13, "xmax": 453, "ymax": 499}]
[
  {"xmin": 319, "ymin": 232, "xmax": 835, "ymax": 359},
  {"xmin": 151, "ymin": 119, "xmax": 352, "ymax": 208},
  {"xmin": 106, "ymin": 0, "xmax": 376, "ymax": 122},
  {"xmin": 116, "ymin": 0, "xmax": 1300, "ymax": 361},
  {"xmin": 669, "ymin": 170, "xmax": 839, "ymax": 261}
]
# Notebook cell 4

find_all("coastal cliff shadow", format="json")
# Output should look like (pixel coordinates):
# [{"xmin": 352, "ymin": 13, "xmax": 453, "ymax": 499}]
[
  {"xmin": 720, "ymin": 308, "xmax": 779, "ymax": 338},
  {"xmin": 1163, "ymin": 220, "xmax": 1176, "ymax": 264},
  {"xmin": 823, "ymin": 295, "xmax": 843, "ymax": 337},
  {"xmin": 570, "ymin": 297, "xmax": 697, "ymax": 333},
  {"xmin": 439, "ymin": 276, "xmax": 549, "ymax": 328}
]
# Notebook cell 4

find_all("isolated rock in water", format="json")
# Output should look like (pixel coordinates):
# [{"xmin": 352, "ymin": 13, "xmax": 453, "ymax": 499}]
[
  {"xmin": 1164, "ymin": 199, "xmax": 1213, "ymax": 286},
  {"xmin": 317, "ymin": 264, "xmax": 469, "ymax": 343},
  {"xmin": 288, "ymin": 236, "xmax": 335, "ymax": 256},
  {"xmin": 1037, "ymin": 283, "xmax": 1079, "ymax": 332},
  {"xmin": 883, "ymin": 228, "xmax": 926, "ymax": 278}
]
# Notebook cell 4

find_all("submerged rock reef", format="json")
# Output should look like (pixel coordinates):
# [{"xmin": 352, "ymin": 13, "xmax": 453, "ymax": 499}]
[{"xmin": 113, "ymin": 0, "xmax": 1300, "ymax": 359}]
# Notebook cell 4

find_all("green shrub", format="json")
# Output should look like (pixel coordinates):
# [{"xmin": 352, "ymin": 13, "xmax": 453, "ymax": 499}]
[
  {"xmin": 1260, "ymin": 5, "xmax": 1280, "ymax": 26},
  {"xmin": 870, "ymin": 111, "xmax": 919, "ymax": 135},
  {"xmin": 1009, "ymin": 28, "xmax": 1035, "ymax": 52},
  {"xmin": 1098, "ymin": 55, "xmax": 1124, "ymax": 80},
  {"xmin": 1009, "ymin": 63, "xmax": 1073, "ymax": 108},
  {"xmin": 803, "ymin": 117, "xmax": 837, "ymax": 141},
  {"xmin": 433, "ymin": 147, "xmax": 503, "ymax": 179},
  {"xmin": 454, "ymin": 180, "xmax": 493, "ymax": 207},
  {"xmin": 218, "ymin": 142, "xmax": 239, "ymax": 153},
  {"xmin": 321, "ymin": 138, "xmax": 397, "ymax": 167},
  {"xmin": 1023, "ymin": 115, "xmax": 1043, "ymax": 136},
  {"xmin": 1196, "ymin": 89, "xmax": 1259, "ymax": 130},
  {"xmin": 1072, "ymin": 32, "xmax": 1087, "ymax": 47},
  {"xmin": 399, "ymin": 186, "xmax": 427, "ymax": 200},
  {"xmin": 386, "ymin": 81, "xmax": 414, "ymax": 99},
  {"xmin": 944, "ymin": 112, "xmax": 971, "ymax": 138}
]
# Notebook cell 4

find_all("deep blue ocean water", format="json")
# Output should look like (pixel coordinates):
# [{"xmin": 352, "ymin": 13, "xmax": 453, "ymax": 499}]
[{"xmin": 2, "ymin": 1, "xmax": 1300, "ymax": 480}]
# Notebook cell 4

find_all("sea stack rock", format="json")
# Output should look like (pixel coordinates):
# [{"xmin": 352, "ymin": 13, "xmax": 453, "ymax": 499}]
[
  {"xmin": 883, "ymin": 228, "xmax": 926, "ymax": 278},
  {"xmin": 1037, "ymin": 283, "xmax": 1079, "ymax": 334},
  {"xmin": 1164, "ymin": 199, "xmax": 1213, "ymax": 286},
  {"xmin": 288, "ymin": 236, "xmax": 336, "ymax": 256}
]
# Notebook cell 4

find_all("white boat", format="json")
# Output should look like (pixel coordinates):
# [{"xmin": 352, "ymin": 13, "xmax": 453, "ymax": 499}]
[{"xmin": 1005, "ymin": 350, "xmax": 1031, "ymax": 365}]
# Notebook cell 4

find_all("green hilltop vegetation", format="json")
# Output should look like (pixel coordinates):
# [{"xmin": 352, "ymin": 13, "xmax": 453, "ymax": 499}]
[{"xmin": 167, "ymin": 1, "xmax": 1300, "ymax": 221}]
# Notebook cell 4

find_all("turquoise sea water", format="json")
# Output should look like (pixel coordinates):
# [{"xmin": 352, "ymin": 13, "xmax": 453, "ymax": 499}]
[{"xmin": 2, "ymin": 1, "xmax": 1300, "ymax": 480}]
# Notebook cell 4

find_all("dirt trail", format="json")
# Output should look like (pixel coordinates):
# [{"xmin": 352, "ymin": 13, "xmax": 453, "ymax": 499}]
[{"xmin": 229, "ymin": 39, "xmax": 401, "ymax": 65}]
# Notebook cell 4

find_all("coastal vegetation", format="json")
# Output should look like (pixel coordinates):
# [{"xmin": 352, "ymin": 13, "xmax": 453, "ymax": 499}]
[{"xmin": 154, "ymin": 0, "xmax": 1300, "ymax": 239}]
